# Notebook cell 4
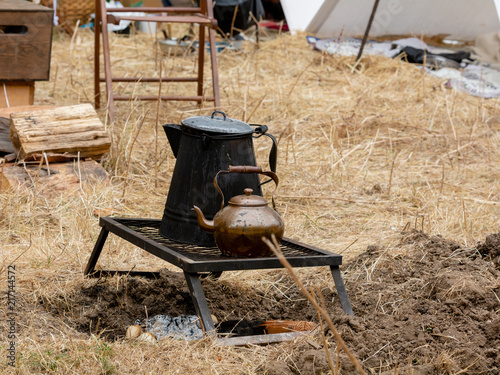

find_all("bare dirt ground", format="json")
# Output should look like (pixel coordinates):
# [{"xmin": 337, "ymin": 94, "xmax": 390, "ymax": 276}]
[
  {"xmin": 1, "ymin": 27, "xmax": 499, "ymax": 374},
  {"xmin": 38, "ymin": 230, "xmax": 500, "ymax": 374}
]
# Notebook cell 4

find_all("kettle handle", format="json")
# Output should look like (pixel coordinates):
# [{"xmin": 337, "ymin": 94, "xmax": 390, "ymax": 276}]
[{"xmin": 213, "ymin": 166, "xmax": 279, "ymax": 210}]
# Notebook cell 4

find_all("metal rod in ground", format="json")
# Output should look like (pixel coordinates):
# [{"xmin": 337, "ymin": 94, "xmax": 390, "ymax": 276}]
[{"xmin": 355, "ymin": 0, "xmax": 381, "ymax": 63}]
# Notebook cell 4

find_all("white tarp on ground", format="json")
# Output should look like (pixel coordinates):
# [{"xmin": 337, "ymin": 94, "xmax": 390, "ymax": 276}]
[
  {"xmin": 282, "ymin": 0, "xmax": 500, "ymax": 39},
  {"xmin": 311, "ymin": 36, "xmax": 500, "ymax": 98}
]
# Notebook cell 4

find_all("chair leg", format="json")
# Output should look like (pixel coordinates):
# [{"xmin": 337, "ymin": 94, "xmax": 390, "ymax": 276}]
[
  {"xmin": 94, "ymin": 0, "xmax": 101, "ymax": 109},
  {"xmin": 197, "ymin": 23, "xmax": 205, "ymax": 101},
  {"xmin": 207, "ymin": 27, "xmax": 220, "ymax": 107},
  {"xmin": 99, "ymin": 0, "xmax": 115, "ymax": 124}
]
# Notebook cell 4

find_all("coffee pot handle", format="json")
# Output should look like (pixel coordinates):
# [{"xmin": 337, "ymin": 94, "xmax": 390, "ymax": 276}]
[
  {"xmin": 211, "ymin": 111, "xmax": 227, "ymax": 120},
  {"xmin": 251, "ymin": 125, "xmax": 278, "ymax": 175},
  {"xmin": 214, "ymin": 166, "xmax": 279, "ymax": 210}
]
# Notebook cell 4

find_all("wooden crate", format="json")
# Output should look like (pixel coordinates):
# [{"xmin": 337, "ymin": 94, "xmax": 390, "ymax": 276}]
[
  {"xmin": 0, "ymin": 0, "xmax": 53, "ymax": 81},
  {"xmin": 0, "ymin": 81, "xmax": 34, "ymax": 108}
]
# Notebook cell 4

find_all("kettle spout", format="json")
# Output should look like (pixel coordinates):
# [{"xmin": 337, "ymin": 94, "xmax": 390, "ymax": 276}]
[
  {"xmin": 193, "ymin": 206, "xmax": 215, "ymax": 233},
  {"xmin": 163, "ymin": 124, "xmax": 182, "ymax": 158}
]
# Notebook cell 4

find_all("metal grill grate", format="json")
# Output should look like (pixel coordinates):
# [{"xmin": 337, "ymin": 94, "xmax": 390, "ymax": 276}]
[
  {"xmin": 84, "ymin": 216, "xmax": 353, "ymax": 329},
  {"xmin": 116, "ymin": 218, "xmax": 322, "ymax": 262}
]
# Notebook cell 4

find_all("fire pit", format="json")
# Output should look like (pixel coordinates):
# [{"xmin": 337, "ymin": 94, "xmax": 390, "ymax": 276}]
[{"xmin": 84, "ymin": 217, "xmax": 353, "ymax": 344}]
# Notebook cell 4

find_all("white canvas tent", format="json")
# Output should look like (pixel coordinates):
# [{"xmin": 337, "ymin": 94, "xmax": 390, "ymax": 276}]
[
  {"xmin": 281, "ymin": 0, "xmax": 500, "ymax": 40},
  {"xmin": 279, "ymin": 0, "xmax": 325, "ymax": 33}
]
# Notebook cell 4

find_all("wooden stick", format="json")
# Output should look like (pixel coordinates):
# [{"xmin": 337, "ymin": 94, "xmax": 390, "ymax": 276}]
[
  {"xmin": 155, "ymin": 62, "xmax": 163, "ymax": 188},
  {"xmin": 312, "ymin": 289, "xmax": 336, "ymax": 375},
  {"xmin": 43, "ymin": 152, "xmax": 51, "ymax": 176},
  {"xmin": 35, "ymin": 156, "xmax": 44, "ymax": 185},
  {"xmin": 230, "ymin": 5, "xmax": 239, "ymax": 39},
  {"xmin": 355, "ymin": 0, "xmax": 380, "ymax": 64},
  {"xmin": 336, "ymin": 339, "xmax": 341, "ymax": 374},
  {"xmin": 288, "ymin": 58, "xmax": 317, "ymax": 96},
  {"xmin": 387, "ymin": 151, "xmax": 400, "ymax": 196},
  {"xmin": 277, "ymin": 194, "xmax": 390, "ymax": 205},
  {"xmin": 438, "ymin": 164, "xmax": 445, "ymax": 198},
  {"xmin": 248, "ymin": 11, "xmax": 261, "ymax": 48},
  {"xmin": 462, "ymin": 199, "xmax": 468, "ymax": 241},
  {"xmin": 245, "ymin": 94, "xmax": 266, "ymax": 123},
  {"xmin": 0, "ymin": 159, "xmax": 4, "ymax": 191},
  {"xmin": 51, "ymin": 64, "xmax": 59, "ymax": 98},
  {"xmin": 77, "ymin": 151, "xmax": 82, "ymax": 192},
  {"xmin": 340, "ymin": 238, "xmax": 359, "ymax": 254},
  {"xmin": 122, "ymin": 111, "xmax": 149, "ymax": 198},
  {"xmin": 263, "ymin": 236, "xmax": 366, "ymax": 375}
]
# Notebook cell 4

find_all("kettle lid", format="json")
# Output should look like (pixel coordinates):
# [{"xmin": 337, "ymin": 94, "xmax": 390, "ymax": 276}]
[
  {"xmin": 181, "ymin": 111, "xmax": 253, "ymax": 135},
  {"xmin": 229, "ymin": 188, "xmax": 268, "ymax": 207}
]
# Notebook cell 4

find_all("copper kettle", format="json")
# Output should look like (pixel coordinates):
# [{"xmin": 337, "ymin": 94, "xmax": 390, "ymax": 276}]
[{"xmin": 193, "ymin": 166, "xmax": 284, "ymax": 257}]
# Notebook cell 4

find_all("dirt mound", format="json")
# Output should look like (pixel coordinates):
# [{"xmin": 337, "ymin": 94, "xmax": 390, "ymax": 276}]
[
  {"xmin": 40, "ymin": 231, "xmax": 500, "ymax": 374},
  {"xmin": 284, "ymin": 231, "xmax": 499, "ymax": 374},
  {"xmin": 477, "ymin": 232, "xmax": 500, "ymax": 269}
]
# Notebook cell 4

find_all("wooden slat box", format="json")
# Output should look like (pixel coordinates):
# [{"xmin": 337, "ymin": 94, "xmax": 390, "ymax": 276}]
[
  {"xmin": 0, "ymin": 0, "xmax": 53, "ymax": 81},
  {"xmin": 0, "ymin": 81, "xmax": 34, "ymax": 108}
]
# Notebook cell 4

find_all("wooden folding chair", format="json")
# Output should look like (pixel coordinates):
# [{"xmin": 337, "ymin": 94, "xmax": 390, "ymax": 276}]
[{"xmin": 94, "ymin": 0, "xmax": 220, "ymax": 123}]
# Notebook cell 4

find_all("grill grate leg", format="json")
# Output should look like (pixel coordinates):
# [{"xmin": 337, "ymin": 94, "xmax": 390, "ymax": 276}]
[
  {"xmin": 84, "ymin": 227, "xmax": 109, "ymax": 276},
  {"xmin": 330, "ymin": 265, "xmax": 353, "ymax": 315},
  {"xmin": 184, "ymin": 271, "xmax": 216, "ymax": 335}
]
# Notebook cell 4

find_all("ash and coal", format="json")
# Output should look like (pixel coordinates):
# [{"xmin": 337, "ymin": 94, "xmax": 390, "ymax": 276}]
[{"xmin": 141, "ymin": 314, "xmax": 203, "ymax": 341}]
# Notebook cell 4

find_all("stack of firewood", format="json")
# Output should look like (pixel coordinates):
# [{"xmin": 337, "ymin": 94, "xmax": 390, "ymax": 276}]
[{"xmin": 0, "ymin": 104, "xmax": 111, "ymax": 196}]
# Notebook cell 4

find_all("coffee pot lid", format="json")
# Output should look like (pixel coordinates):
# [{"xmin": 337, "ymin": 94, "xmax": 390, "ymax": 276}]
[{"xmin": 181, "ymin": 111, "xmax": 254, "ymax": 135}]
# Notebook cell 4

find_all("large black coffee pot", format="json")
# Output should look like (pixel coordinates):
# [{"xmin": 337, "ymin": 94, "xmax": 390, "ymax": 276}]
[{"xmin": 160, "ymin": 111, "xmax": 277, "ymax": 246}]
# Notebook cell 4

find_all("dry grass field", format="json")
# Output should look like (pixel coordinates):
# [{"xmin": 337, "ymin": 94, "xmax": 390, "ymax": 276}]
[{"xmin": 1, "ymin": 27, "xmax": 499, "ymax": 374}]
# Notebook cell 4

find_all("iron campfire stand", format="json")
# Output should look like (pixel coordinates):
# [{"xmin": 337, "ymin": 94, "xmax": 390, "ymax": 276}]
[{"xmin": 84, "ymin": 217, "xmax": 353, "ymax": 343}]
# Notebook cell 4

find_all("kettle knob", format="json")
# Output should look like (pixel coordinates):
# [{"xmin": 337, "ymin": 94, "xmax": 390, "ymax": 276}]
[{"xmin": 244, "ymin": 188, "xmax": 253, "ymax": 196}]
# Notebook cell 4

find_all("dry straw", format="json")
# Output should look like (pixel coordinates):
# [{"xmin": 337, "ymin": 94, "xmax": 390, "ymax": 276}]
[{"xmin": 0, "ymin": 24, "xmax": 499, "ymax": 374}]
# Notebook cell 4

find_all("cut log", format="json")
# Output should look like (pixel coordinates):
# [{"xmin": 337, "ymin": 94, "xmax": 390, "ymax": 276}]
[
  {"xmin": 10, "ymin": 104, "xmax": 111, "ymax": 161},
  {"xmin": 0, "ymin": 105, "xmax": 57, "ymax": 118},
  {"xmin": 0, "ymin": 160, "xmax": 109, "ymax": 197},
  {"xmin": 0, "ymin": 106, "xmax": 57, "ymax": 155}
]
